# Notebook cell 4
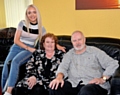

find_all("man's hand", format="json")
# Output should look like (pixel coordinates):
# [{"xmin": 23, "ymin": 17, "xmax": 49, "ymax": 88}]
[
  {"xmin": 27, "ymin": 76, "xmax": 37, "ymax": 89},
  {"xmin": 88, "ymin": 78, "xmax": 105, "ymax": 84},
  {"xmin": 49, "ymin": 78, "xmax": 64, "ymax": 90}
]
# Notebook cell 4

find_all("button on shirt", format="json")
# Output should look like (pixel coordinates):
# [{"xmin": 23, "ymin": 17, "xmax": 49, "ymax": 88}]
[{"xmin": 56, "ymin": 46, "xmax": 119, "ymax": 91}]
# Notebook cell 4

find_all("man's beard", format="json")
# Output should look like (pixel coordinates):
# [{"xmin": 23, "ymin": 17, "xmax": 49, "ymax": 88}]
[{"xmin": 74, "ymin": 44, "xmax": 85, "ymax": 51}]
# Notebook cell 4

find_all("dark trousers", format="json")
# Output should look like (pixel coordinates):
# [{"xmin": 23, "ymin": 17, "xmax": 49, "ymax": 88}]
[
  {"xmin": 49, "ymin": 81, "xmax": 108, "ymax": 95},
  {"xmin": 13, "ymin": 84, "xmax": 49, "ymax": 95}
]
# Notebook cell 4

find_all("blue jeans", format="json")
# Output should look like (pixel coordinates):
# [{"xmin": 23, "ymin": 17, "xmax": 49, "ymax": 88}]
[{"xmin": 1, "ymin": 44, "xmax": 34, "ymax": 90}]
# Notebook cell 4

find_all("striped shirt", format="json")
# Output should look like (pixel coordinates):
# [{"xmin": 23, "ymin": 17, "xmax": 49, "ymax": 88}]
[{"xmin": 17, "ymin": 20, "xmax": 46, "ymax": 45}]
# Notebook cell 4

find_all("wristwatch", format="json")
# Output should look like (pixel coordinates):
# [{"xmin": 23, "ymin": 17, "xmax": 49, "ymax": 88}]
[{"xmin": 102, "ymin": 76, "xmax": 107, "ymax": 82}]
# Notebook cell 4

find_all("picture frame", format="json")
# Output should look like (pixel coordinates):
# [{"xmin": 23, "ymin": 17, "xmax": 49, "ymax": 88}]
[{"xmin": 76, "ymin": 0, "xmax": 120, "ymax": 10}]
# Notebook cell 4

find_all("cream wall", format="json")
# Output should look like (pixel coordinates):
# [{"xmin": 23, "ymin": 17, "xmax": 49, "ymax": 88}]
[
  {"xmin": 0, "ymin": 0, "xmax": 6, "ymax": 28},
  {"xmin": 34, "ymin": 0, "xmax": 120, "ymax": 39}
]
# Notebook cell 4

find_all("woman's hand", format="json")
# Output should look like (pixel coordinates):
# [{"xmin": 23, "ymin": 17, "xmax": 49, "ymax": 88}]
[
  {"xmin": 27, "ymin": 46, "xmax": 36, "ymax": 53},
  {"xmin": 27, "ymin": 76, "xmax": 37, "ymax": 89},
  {"xmin": 56, "ymin": 44, "xmax": 66, "ymax": 52}
]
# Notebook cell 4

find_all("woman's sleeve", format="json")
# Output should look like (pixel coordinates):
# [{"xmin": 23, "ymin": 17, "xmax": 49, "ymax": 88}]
[
  {"xmin": 17, "ymin": 20, "xmax": 24, "ymax": 32},
  {"xmin": 59, "ymin": 51, "xmax": 65, "ymax": 62},
  {"xmin": 25, "ymin": 50, "xmax": 39, "ymax": 78}
]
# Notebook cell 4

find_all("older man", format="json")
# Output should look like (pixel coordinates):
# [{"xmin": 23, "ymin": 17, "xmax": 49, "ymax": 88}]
[{"xmin": 49, "ymin": 30, "xmax": 119, "ymax": 95}]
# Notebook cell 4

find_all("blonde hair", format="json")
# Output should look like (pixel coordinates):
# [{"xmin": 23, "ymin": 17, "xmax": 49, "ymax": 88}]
[{"xmin": 25, "ymin": 4, "xmax": 42, "ymax": 41}]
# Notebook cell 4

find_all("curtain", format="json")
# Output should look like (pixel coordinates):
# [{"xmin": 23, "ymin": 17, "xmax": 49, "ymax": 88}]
[{"xmin": 4, "ymin": 0, "xmax": 33, "ymax": 27}]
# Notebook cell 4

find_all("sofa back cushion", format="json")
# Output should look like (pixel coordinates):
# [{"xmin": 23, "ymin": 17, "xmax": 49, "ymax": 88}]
[
  {"xmin": 57, "ymin": 35, "xmax": 120, "ymax": 63},
  {"xmin": 0, "ymin": 27, "xmax": 16, "ymax": 63}
]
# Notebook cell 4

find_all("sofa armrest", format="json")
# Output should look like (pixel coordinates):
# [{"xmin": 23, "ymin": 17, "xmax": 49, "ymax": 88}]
[
  {"xmin": 110, "ymin": 66, "xmax": 120, "ymax": 95},
  {"xmin": 113, "ymin": 66, "xmax": 120, "ymax": 78}
]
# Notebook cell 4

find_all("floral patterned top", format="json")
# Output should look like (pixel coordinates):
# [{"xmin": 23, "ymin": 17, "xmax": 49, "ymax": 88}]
[{"xmin": 16, "ymin": 49, "xmax": 65, "ymax": 89}]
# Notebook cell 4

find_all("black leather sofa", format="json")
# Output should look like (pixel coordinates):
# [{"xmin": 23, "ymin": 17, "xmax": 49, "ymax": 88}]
[{"xmin": 0, "ymin": 27, "xmax": 120, "ymax": 95}]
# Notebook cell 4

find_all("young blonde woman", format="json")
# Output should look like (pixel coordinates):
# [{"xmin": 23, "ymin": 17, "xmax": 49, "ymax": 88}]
[{"xmin": 1, "ymin": 4, "xmax": 65, "ymax": 95}]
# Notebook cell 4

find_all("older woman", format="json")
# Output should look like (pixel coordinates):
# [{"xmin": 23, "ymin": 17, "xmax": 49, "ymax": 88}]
[{"xmin": 14, "ymin": 33, "xmax": 65, "ymax": 95}]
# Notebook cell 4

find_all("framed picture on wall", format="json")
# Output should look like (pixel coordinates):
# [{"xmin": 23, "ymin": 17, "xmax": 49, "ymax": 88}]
[{"xmin": 76, "ymin": 0, "xmax": 120, "ymax": 10}]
